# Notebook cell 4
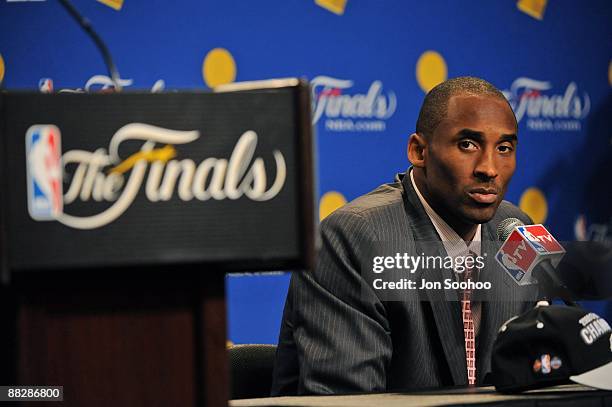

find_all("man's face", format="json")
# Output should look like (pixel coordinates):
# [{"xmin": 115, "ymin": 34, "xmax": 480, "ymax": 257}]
[{"xmin": 423, "ymin": 94, "xmax": 518, "ymax": 228}]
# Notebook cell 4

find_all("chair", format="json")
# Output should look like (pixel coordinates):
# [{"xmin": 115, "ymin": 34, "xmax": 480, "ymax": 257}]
[{"xmin": 228, "ymin": 344, "xmax": 277, "ymax": 399}]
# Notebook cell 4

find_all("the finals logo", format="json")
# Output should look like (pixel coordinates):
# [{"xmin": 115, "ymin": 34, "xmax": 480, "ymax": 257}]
[
  {"xmin": 311, "ymin": 76, "xmax": 397, "ymax": 132},
  {"xmin": 25, "ymin": 124, "xmax": 287, "ymax": 229},
  {"xmin": 502, "ymin": 77, "xmax": 590, "ymax": 132},
  {"xmin": 38, "ymin": 74, "xmax": 165, "ymax": 93}
]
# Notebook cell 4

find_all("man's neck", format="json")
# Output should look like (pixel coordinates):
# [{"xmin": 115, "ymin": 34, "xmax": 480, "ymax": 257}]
[{"xmin": 412, "ymin": 168, "xmax": 478, "ymax": 242}]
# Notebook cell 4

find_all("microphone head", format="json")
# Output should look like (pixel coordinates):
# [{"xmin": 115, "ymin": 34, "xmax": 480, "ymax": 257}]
[{"xmin": 497, "ymin": 218, "xmax": 525, "ymax": 241}]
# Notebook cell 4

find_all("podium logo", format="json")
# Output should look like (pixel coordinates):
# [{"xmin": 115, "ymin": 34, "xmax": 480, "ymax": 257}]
[
  {"xmin": 311, "ymin": 76, "xmax": 397, "ymax": 132},
  {"xmin": 25, "ymin": 124, "xmax": 286, "ymax": 229},
  {"xmin": 26, "ymin": 125, "xmax": 63, "ymax": 220},
  {"xmin": 502, "ymin": 77, "xmax": 590, "ymax": 132},
  {"xmin": 39, "ymin": 74, "xmax": 165, "ymax": 93}
]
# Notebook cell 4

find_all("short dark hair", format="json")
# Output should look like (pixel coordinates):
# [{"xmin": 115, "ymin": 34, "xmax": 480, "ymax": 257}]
[{"xmin": 416, "ymin": 76, "xmax": 514, "ymax": 138}]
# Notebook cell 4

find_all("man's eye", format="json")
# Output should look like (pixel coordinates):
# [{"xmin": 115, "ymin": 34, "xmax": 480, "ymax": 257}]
[
  {"xmin": 459, "ymin": 140, "xmax": 478, "ymax": 150},
  {"xmin": 498, "ymin": 144, "xmax": 514, "ymax": 153}
]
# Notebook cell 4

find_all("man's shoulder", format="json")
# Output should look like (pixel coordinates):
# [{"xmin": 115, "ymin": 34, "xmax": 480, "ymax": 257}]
[{"xmin": 326, "ymin": 180, "xmax": 406, "ymax": 223}]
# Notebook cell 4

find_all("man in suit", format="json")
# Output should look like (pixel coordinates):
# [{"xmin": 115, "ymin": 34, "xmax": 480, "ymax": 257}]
[{"xmin": 272, "ymin": 77, "xmax": 537, "ymax": 395}]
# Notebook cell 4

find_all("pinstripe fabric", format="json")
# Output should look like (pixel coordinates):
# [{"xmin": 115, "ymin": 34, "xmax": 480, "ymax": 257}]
[{"xmin": 271, "ymin": 172, "xmax": 538, "ymax": 396}]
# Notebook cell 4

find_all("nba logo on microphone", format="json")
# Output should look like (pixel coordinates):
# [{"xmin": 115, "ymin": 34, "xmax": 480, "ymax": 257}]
[
  {"xmin": 495, "ymin": 231, "xmax": 537, "ymax": 284},
  {"xmin": 516, "ymin": 225, "xmax": 564, "ymax": 253},
  {"xmin": 495, "ymin": 224, "xmax": 565, "ymax": 285},
  {"xmin": 26, "ymin": 125, "xmax": 63, "ymax": 220}
]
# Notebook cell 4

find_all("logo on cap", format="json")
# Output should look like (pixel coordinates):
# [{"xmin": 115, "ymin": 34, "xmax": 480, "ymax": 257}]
[{"xmin": 533, "ymin": 354, "xmax": 562, "ymax": 374}]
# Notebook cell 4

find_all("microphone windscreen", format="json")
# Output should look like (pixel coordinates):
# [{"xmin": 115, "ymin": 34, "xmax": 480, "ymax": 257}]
[{"xmin": 496, "ymin": 218, "xmax": 525, "ymax": 241}]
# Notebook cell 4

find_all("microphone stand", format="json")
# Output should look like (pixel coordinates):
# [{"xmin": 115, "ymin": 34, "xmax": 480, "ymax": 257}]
[{"xmin": 58, "ymin": 0, "xmax": 122, "ymax": 92}]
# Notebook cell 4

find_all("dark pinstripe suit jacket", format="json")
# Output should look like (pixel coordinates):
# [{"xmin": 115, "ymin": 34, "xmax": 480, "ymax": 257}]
[{"xmin": 271, "ymin": 172, "xmax": 538, "ymax": 395}]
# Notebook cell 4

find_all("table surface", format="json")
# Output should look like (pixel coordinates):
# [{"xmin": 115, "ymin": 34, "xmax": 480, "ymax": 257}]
[{"xmin": 230, "ymin": 384, "xmax": 611, "ymax": 407}]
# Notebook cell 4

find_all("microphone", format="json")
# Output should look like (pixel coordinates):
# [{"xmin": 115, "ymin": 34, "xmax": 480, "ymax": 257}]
[{"xmin": 494, "ymin": 218, "xmax": 574, "ymax": 304}]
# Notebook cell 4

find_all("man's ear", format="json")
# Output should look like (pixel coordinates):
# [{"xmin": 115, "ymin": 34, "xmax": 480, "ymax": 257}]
[{"xmin": 407, "ymin": 133, "xmax": 427, "ymax": 168}]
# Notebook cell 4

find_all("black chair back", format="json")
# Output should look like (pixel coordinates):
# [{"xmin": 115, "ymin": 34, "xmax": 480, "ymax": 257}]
[{"xmin": 229, "ymin": 344, "xmax": 277, "ymax": 399}]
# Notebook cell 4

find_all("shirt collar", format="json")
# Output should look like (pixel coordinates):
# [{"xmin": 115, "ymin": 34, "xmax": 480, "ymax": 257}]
[{"xmin": 409, "ymin": 169, "xmax": 481, "ymax": 258}]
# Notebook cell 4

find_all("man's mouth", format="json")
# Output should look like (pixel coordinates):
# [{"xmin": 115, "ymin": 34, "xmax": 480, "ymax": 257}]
[{"xmin": 467, "ymin": 188, "xmax": 498, "ymax": 204}]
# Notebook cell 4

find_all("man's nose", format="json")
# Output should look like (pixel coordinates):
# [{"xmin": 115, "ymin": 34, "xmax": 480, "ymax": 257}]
[{"xmin": 474, "ymin": 149, "xmax": 498, "ymax": 180}]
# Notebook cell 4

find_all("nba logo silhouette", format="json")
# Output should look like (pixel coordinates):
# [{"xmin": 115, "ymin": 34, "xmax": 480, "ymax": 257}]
[
  {"xmin": 517, "ymin": 226, "xmax": 547, "ymax": 253},
  {"xmin": 38, "ymin": 78, "xmax": 54, "ymax": 93},
  {"xmin": 25, "ymin": 125, "xmax": 63, "ymax": 220}
]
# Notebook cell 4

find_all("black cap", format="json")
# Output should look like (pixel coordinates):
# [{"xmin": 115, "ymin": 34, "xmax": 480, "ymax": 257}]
[{"xmin": 492, "ymin": 304, "xmax": 612, "ymax": 393}]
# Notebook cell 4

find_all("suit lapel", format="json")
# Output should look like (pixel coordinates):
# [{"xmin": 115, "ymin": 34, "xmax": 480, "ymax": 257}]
[{"xmin": 400, "ymin": 173, "xmax": 468, "ymax": 386}]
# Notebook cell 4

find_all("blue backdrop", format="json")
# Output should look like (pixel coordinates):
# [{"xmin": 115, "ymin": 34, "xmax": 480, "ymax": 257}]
[{"xmin": 1, "ymin": 0, "xmax": 610, "ymax": 344}]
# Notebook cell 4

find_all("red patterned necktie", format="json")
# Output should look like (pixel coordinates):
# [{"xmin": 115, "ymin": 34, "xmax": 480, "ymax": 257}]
[{"xmin": 462, "ymin": 252, "xmax": 476, "ymax": 386}]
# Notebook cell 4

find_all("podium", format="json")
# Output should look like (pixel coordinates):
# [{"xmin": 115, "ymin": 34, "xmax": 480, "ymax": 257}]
[{"xmin": 0, "ymin": 79, "xmax": 315, "ymax": 406}]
